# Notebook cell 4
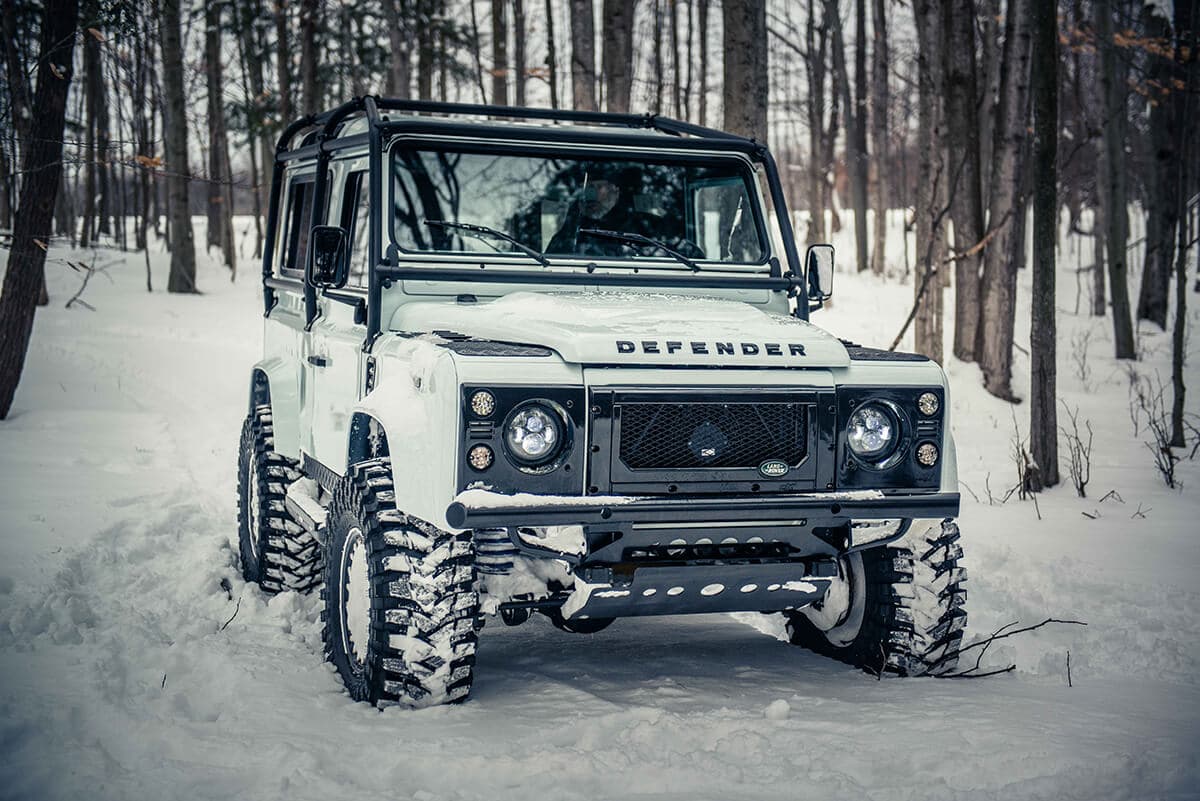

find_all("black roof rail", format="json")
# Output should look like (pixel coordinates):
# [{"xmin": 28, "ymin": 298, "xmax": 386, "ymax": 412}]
[{"xmin": 272, "ymin": 97, "xmax": 765, "ymax": 156}]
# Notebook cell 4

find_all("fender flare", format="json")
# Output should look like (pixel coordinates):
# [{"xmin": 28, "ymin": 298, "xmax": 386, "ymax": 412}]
[{"xmin": 249, "ymin": 357, "xmax": 303, "ymax": 459}]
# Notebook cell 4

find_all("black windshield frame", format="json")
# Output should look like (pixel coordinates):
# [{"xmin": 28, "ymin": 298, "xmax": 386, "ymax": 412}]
[{"xmin": 386, "ymin": 137, "xmax": 773, "ymax": 268}]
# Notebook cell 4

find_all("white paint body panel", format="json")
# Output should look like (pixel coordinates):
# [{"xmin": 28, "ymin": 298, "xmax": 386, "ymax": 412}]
[{"xmin": 390, "ymin": 291, "xmax": 852, "ymax": 368}]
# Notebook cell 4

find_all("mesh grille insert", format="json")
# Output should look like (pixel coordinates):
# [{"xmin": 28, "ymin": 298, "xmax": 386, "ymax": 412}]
[{"xmin": 618, "ymin": 401, "xmax": 807, "ymax": 470}]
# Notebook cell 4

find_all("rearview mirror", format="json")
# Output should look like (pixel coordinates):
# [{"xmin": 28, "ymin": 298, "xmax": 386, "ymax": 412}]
[
  {"xmin": 307, "ymin": 225, "xmax": 349, "ymax": 289},
  {"xmin": 806, "ymin": 244, "xmax": 834, "ymax": 302}
]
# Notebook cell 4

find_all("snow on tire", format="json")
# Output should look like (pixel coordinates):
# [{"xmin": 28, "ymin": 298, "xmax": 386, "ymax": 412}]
[
  {"xmin": 237, "ymin": 404, "xmax": 322, "ymax": 594},
  {"xmin": 321, "ymin": 458, "xmax": 480, "ymax": 707},
  {"xmin": 785, "ymin": 519, "xmax": 967, "ymax": 676}
]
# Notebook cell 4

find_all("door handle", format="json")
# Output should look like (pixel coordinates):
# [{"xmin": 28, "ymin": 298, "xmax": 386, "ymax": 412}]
[{"xmin": 307, "ymin": 355, "xmax": 329, "ymax": 367}]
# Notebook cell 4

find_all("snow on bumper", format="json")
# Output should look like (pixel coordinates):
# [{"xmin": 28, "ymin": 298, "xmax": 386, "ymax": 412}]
[{"xmin": 446, "ymin": 488, "xmax": 961, "ymax": 529}]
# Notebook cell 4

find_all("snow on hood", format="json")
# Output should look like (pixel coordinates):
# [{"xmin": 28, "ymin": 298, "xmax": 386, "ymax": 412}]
[{"xmin": 390, "ymin": 291, "xmax": 850, "ymax": 367}]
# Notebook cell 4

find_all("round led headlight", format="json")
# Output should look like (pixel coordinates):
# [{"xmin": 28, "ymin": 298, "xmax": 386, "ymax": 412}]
[
  {"xmin": 503, "ymin": 403, "xmax": 565, "ymax": 466},
  {"xmin": 846, "ymin": 402, "xmax": 900, "ymax": 462},
  {"xmin": 917, "ymin": 391, "xmax": 940, "ymax": 416}
]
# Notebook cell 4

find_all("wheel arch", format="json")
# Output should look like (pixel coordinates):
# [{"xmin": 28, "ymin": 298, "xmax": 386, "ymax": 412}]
[{"xmin": 347, "ymin": 412, "xmax": 391, "ymax": 466}]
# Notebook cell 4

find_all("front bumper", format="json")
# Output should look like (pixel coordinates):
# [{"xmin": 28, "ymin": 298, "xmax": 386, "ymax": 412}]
[{"xmin": 446, "ymin": 490, "xmax": 959, "ymax": 529}]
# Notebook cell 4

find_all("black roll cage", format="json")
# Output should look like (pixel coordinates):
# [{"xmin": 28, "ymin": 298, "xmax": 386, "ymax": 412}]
[{"xmin": 260, "ymin": 97, "xmax": 810, "ymax": 349}]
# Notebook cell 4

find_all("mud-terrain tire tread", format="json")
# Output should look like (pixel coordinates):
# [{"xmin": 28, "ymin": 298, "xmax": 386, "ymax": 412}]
[
  {"xmin": 237, "ymin": 405, "xmax": 322, "ymax": 594},
  {"xmin": 320, "ymin": 458, "xmax": 480, "ymax": 706},
  {"xmin": 786, "ymin": 519, "xmax": 967, "ymax": 676}
]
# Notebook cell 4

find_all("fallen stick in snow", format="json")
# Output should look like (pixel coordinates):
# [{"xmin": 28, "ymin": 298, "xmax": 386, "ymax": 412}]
[
  {"xmin": 220, "ymin": 596, "xmax": 242, "ymax": 631},
  {"xmin": 931, "ymin": 618, "xmax": 1088, "ymax": 679}
]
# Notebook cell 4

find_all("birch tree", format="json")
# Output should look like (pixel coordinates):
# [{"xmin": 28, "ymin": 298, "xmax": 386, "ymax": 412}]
[{"xmin": 976, "ymin": 0, "xmax": 1032, "ymax": 399}]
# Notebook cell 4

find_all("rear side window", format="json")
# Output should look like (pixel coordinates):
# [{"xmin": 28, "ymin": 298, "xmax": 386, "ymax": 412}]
[
  {"xmin": 343, "ymin": 172, "xmax": 370, "ymax": 288},
  {"xmin": 280, "ymin": 175, "xmax": 315, "ymax": 277}
]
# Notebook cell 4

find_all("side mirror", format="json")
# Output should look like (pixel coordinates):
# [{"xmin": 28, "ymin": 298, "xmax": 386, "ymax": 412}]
[
  {"xmin": 806, "ymin": 243, "xmax": 834, "ymax": 302},
  {"xmin": 308, "ymin": 225, "xmax": 349, "ymax": 289}
]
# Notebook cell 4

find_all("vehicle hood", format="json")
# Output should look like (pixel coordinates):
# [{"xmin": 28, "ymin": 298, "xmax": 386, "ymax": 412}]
[{"xmin": 390, "ymin": 291, "xmax": 850, "ymax": 367}]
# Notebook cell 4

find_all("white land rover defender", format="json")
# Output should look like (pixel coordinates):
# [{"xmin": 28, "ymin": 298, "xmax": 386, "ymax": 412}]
[{"xmin": 237, "ymin": 99, "xmax": 967, "ymax": 707}]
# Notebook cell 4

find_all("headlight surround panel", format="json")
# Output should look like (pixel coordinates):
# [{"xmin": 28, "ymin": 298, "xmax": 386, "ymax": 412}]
[
  {"xmin": 836, "ymin": 386, "xmax": 945, "ymax": 490},
  {"xmin": 458, "ymin": 385, "xmax": 586, "ymax": 494}
]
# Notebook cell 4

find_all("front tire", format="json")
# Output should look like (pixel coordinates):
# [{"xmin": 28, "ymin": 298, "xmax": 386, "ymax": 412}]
[
  {"xmin": 321, "ymin": 458, "xmax": 480, "ymax": 706},
  {"xmin": 236, "ymin": 405, "xmax": 322, "ymax": 594},
  {"xmin": 786, "ymin": 519, "xmax": 967, "ymax": 676}
]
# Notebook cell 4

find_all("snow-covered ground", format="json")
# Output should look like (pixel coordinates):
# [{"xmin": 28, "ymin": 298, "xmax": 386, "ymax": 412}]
[{"xmin": 1, "ymin": 221, "xmax": 1198, "ymax": 801}]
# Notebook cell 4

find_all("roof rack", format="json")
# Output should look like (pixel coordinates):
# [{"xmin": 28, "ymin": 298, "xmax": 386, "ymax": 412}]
[
  {"xmin": 260, "ymin": 97, "xmax": 808, "ymax": 345},
  {"xmin": 273, "ymin": 97, "xmax": 762, "ymax": 158}
]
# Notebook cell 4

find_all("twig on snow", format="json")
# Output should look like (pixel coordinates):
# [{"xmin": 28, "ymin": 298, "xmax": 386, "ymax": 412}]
[
  {"xmin": 220, "ymin": 596, "xmax": 242, "ymax": 631},
  {"xmin": 932, "ymin": 618, "xmax": 1088, "ymax": 679}
]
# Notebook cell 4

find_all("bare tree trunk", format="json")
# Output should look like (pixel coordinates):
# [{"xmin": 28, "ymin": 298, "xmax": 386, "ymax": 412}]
[
  {"xmin": 805, "ymin": 2, "xmax": 828, "ymax": 244},
  {"xmin": 492, "ymin": 0, "xmax": 509, "ymax": 105},
  {"xmin": 1137, "ymin": 6, "xmax": 1179, "ymax": 330},
  {"xmin": 234, "ymin": 0, "xmax": 267, "ymax": 257},
  {"xmin": 943, "ymin": 0, "xmax": 985, "ymax": 361},
  {"xmin": 869, "ymin": 0, "xmax": 888, "ymax": 274},
  {"xmin": 684, "ymin": 0, "xmax": 694, "ymax": 118},
  {"xmin": 978, "ymin": 0, "xmax": 1000, "ymax": 192},
  {"xmin": 545, "ymin": 0, "xmax": 561, "ymax": 108},
  {"xmin": 512, "ymin": 0, "xmax": 527, "ymax": 105},
  {"xmin": 469, "ymin": 0, "xmax": 488, "ymax": 101},
  {"xmin": 652, "ymin": 0, "xmax": 664, "ymax": 114},
  {"xmin": 669, "ymin": 0, "xmax": 682, "ymax": 117},
  {"xmin": 384, "ymin": 0, "xmax": 413, "ymax": 97},
  {"xmin": 275, "ymin": 1, "xmax": 293, "ymax": 121},
  {"xmin": 722, "ymin": 0, "xmax": 767, "ymax": 141},
  {"xmin": 0, "ymin": 0, "xmax": 77, "ymax": 419},
  {"xmin": 853, "ymin": 0, "xmax": 868, "ymax": 272},
  {"xmin": 1097, "ymin": 0, "xmax": 1136, "ymax": 359},
  {"xmin": 159, "ymin": 0, "xmax": 197, "ymax": 293},
  {"xmin": 1, "ymin": 0, "xmax": 33, "ymax": 232},
  {"xmin": 1030, "ymin": 0, "xmax": 1058, "ymax": 487},
  {"xmin": 417, "ymin": 0, "xmax": 436, "ymax": 100},
  {"xmin": 1093, "ymin": 203, "xmax": 1107, "ymax": 316},
  {"xmin": 1171, "ymin": 0, "xmax": 1196, "ymax": 446},
  {"xmin": 697, "ymin": 0, "xmax": 708, "ymax": 124},
  {"xmin": 976, "ymin": 0, "xmax": 1032, "ymax": 399},
  {"xmin": 602, "ymin": 0, "xmax": 636, "ymax": 112},
  {"xmin": 299, "ymin": 0, "xmax": 320, "ymax": 114},
  {"xmin": 206, "ymin": 1, "xmax": 235, "ymax": 276},
  {"xmin": 81, "ymin": 1, "xmax": 101, "ymax": 247},
  {"xmin": 913, "ymin": 0, "xmax": 945, "ymax": 364}
]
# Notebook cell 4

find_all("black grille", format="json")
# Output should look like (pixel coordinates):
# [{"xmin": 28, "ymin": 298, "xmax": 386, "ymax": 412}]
[{"xmin": 618, "ymin": 401, "xmax": 807, "ymax": 470}]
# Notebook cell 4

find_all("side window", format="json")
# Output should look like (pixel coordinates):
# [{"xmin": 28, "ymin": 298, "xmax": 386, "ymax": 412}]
[
  {"xmin": 345, "ymin": 172, "xmax": 371, "ymax": 288},
  {"xmin": 280, "ymin": 175, "xmax": 315, "ymax": 277}
]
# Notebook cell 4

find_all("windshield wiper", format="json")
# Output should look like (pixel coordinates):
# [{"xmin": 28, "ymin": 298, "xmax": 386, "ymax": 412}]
[
  {"xmin": 423, "ymin": 219, "xmax": 550, "ymax": 267},
  {"xmin": 579, "ymin": 228, "xmax": 701, "ymax": 272}
]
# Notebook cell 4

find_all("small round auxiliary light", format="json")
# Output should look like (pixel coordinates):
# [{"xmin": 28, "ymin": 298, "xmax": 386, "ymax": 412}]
[
  {"xmin": 916, "ymin": 442, "xmax": 939, "ymax": 467},
  {"xmin": 467, "ymin": 444, "xmax": 494, "ymax": 471},
  {"xmin": 917, "ymin": 391, "xmax": 940, "ymax": 416},
  {"xmin": 470, "ymin": 390, "xmax": 496, "ymax": 418}
]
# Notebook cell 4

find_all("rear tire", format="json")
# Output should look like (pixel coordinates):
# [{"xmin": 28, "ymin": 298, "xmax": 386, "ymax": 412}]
[
  {"xmin": 785, "ymin": 519, "xmax": 967, "ymax": 676},
  {"xmin": 321, "ymin": 458, "xmax": 480, "ymax": 706},
  {"xmin": 236, "ymin": 405, "xmax": 322, "ymax": 594}
]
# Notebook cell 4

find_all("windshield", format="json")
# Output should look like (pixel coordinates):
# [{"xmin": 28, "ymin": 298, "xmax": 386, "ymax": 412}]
[{"xmin": 390, "ymin": 145, "xmax": 767, "ymax": 265}]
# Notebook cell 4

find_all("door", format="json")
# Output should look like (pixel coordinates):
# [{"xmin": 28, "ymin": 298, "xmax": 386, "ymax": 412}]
[
  {"xmin": 305, "ymin": 162, "xmax": 371, "ymax": 474},
  {"xmin": 263, "ymin": 170, "xmax": 315, "ymax": 459}
]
